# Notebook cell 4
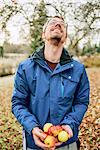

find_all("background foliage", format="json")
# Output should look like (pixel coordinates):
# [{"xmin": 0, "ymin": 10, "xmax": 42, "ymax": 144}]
[{"xmin": 0, "ymin": 0, "xmax": 100, "ymax": 56}]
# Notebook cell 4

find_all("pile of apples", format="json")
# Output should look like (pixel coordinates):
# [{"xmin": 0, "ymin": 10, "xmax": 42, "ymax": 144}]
[{"xmin": 42, "ymin": 123, "xmax": 69, "ymax": 148}]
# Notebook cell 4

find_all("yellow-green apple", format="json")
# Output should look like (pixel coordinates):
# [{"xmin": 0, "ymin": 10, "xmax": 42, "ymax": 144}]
[
  {"xmin": 58, "ymin": 130, "xmax": 69, "ymax": 142},
  {"xmin": 44, "ymin": 135, "xmax": 56, "ymax": 148},
  {"xmin": 43, "ymin": 123, "xmax": 53, "ymax": 133},
  {"xmin": 48, "ymin": 125, "xmax": 63, "ymax": 137}
]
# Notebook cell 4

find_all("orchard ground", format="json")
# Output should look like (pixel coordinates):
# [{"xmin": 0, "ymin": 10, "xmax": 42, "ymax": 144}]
[{"xmin": 0, "ymin": 68, "xmax": 100, "ymax": 150}]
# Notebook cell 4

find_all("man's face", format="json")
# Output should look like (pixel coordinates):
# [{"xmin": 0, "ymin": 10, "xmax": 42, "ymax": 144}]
[{"xmin": 42, "ymin": 17, "xmax": 67, "ymax": 45}]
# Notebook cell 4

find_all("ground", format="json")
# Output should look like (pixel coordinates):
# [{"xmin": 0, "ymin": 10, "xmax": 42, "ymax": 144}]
[{"xmin": 0, "ymin": 68, "xmax": 99, "ymax": 150}]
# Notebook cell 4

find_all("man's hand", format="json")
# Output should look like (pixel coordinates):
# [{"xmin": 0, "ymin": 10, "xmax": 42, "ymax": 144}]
[
  {"xmin": 32, "ymin": 127, "xmax": 55, "ymax": 150},
  {"xmin": 61, "ymin": 125, "xmax": 73, "ymax": 139},
  {"xmin": 32, "ymin": 127, "xmax": 62, "ymax": 150}
]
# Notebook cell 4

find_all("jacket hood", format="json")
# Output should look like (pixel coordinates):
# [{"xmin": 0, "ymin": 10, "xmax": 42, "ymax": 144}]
[{"xmin": 31, "ymin": 46, "xmax": 72, "ymax": 65}]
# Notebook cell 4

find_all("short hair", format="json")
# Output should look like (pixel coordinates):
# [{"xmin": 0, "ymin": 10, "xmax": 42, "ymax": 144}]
[{"xmin": 43, "ymin": 16, "xmax": 68, "ymax": 32}]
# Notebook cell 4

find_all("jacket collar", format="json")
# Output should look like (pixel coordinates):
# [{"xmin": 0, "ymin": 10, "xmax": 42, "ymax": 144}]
[{"xmin": 31, "ymin": 45, "xmax": 72, "ymax": 65}]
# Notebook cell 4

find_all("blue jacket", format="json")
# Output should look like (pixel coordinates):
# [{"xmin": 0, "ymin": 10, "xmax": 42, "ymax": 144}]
[{"xmin": 12, "ymin": 47, "xmax": 90, "ymax": 149}]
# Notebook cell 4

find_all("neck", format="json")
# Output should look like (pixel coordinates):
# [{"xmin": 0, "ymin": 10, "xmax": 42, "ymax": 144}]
[{"xmin": 44, "ymin": 42, "xmax": 63, "ymax": 63}]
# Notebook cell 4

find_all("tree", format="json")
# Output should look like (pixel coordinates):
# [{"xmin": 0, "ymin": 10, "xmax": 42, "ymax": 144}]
[
  {"xmin": 0, "ymin": 0, "xmax": 47, "ymax": 54},
  {"xmin": 46, "ymin": 0, "xmax": 100, "ymax": 55},
  {"xmin": 0, "ymin": 46, "xmax": 4, "ymax": 57},
  {"xmin": 31, "ymin": 0, "xmax": 48, "ymax": 52},
  {"xmin": 1, "ymin": 0, "xmax": 100, "ymax": 55},
  {"xmin": 70, "ymin": 0, "xmax": 100, "ymax": 55}
]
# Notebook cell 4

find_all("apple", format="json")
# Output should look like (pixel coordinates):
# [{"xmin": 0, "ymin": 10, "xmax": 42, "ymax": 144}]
[
  {"xmin": 44, "ymin": 135, "xmax": 56, "ymax": 148},
  {"xmin": 58, "ymin": 130, "xmax": 69, "ymax": 142},
  {"xmin": 43, "ymin": 123, "xmax": 53, "ymax": 133},
  {"xmin": 48, "ymin": 125, "xmax": 63, "ymax": 137},
  {"xmin": 55, "ymin": 125, "xmax": 63, "ymax": 135}
]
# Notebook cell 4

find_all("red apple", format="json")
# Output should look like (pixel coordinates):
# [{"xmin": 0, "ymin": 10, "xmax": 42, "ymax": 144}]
[
  {"xmin": 48, "ymin": 125, "xmax": 63, "ymax": 137},
  {"xmin": 44, "ymin": 135, "xmax": 56, "ymax": 148}
]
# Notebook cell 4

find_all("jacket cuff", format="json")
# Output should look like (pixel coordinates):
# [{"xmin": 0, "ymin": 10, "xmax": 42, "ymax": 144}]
[{"xmin": 26, "ymin": 122, "xmax": 40, "ymax": 135}]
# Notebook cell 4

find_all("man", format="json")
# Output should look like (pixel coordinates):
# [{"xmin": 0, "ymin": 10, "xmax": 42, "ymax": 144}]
[{"xmin": 12, "ymin": 16, "xmax": 90, "ymax": 150}]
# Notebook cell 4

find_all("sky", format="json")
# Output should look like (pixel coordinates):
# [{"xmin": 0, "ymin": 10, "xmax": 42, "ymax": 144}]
[{"xmin": 0, "ymin": 0, "xmax": 99, "ymax": 47}]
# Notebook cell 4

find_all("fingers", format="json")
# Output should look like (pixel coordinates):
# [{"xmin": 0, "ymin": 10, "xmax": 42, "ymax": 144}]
[
  {"xmin": 33, "ymin": 134, "xmax": 49, "ymax": 149},
  {"xmin": 33, "ymin": 127, "xmax": 47, "ymax": 141},
  {"xmin": 49, "ymin": 147, "xmax": 56, "ymax": 150},
  {"xmin": 49, "ymin": 142, "xmax": 62, "ymax": 150},
  {"xmin": 38, "ymin": 129, "xmax": 47, "ymax": 141},
  {"xmin": 32, "ymin": 127, "xmax": 49, "ymax": 149},
  {"xmin": 61, "ymin": 125, "xmax": 73, "ymax": 138},
  {"xmin": 32, "ymin": 126, "xmax": 65, "ymax": 149},
  {"xmin": 43, "ymin": 146, "xmax": 56, "ymax": 150},
  {"xmin": 55, "ymin": 142, "xmax": 63, "ymax": 147}
]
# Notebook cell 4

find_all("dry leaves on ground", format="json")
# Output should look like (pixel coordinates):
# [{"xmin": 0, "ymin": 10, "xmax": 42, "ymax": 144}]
[{"xmin": 79, "ymin": 68, "xmax": 100, "ymax": 150}]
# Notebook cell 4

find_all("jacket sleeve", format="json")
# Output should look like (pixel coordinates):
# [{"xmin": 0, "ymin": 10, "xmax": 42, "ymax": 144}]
[
  {"xmin": 60, "ymin": 66, "xmax": 90, "ymax": 134},
  {"xmin": 11, "ymin": 63, "xmax": 40, "ymax": 135}
]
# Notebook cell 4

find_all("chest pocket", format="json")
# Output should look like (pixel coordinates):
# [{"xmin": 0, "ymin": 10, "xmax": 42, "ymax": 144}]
[{"xmin": 60, "ymin": 74, "xmax": 79, "ymax": 99}]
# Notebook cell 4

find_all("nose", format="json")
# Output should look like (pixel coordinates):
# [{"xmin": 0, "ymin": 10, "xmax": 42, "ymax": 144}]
[{"xmin": 55, "ymin": 23, "xmax": 61, "ymax": 28}]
